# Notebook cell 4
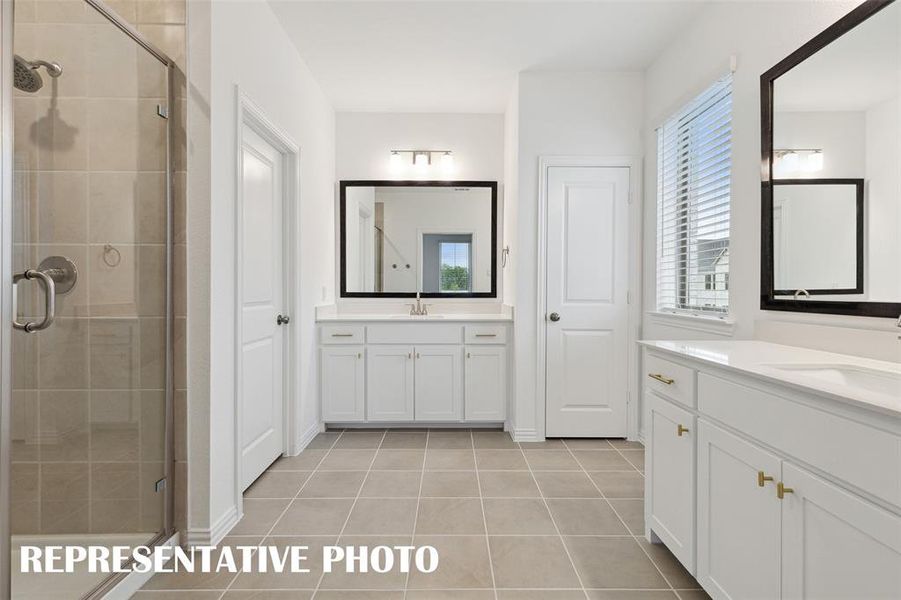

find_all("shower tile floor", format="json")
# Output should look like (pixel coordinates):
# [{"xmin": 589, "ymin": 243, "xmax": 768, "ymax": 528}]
[{"xmin": 137, "ymin": 429, "xmax": 708, "ymax": 599}]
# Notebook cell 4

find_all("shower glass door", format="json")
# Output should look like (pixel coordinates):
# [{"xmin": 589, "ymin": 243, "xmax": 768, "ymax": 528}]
[{"xmin": 10, "ymin": 0, "xmax": 171, "ymax": 597}]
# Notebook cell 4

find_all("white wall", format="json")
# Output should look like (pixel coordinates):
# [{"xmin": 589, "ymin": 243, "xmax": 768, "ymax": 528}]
[
  {"xmin": 188, "ymin": 0, "xmax": 336, "ymax": 541},
  {"xmin": 773, "ymin": 110, "xmax": 865, "ymax": 178},
  {"xmin": 511, "ymin": 71, "xmax": 644, "ymax": 439},
  {"xmin": 865, "ymin": 96, "xmax": 901, "ymax": 301},
  {"xmin": 641, "ymin": 0, "xmax": 900, "ymax": 359},
  {"xmin": 336, "ymin": 112, "xmax": 503, "ymax": 181}
]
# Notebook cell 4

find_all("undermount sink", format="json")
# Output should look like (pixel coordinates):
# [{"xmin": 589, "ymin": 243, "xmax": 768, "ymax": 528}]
[
  {"xmin": 389, "ymin": 314, "xmax": 446, "ymax": 319},
  {"xmin": 763, "ymin": 363, "xmax": 901, "ymax": 397}
]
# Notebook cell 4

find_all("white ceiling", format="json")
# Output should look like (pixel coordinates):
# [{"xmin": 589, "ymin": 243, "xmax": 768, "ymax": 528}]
[{"xmin": 267, "ymin": 0, "xmax": 708, "ymax": 113}]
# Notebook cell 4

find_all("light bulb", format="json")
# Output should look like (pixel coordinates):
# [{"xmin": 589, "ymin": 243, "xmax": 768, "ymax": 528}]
[
  {"xmin": 441, "ymin": 152, "xmax": 454, "ymax": 169},
  {"xmin": 781, "ymin": 151, "xmax": 800, "ymax": 172},
  {"xmin": 414, "ymin": 152, "xmax": 430, "ymax": 167},
  {"xmin": 806, "ymin": 150, "xmax": 823, "ymax": 172},
  {"xmin": 390, "ymin": 151, "xmax": 402, "ymax": 169}
]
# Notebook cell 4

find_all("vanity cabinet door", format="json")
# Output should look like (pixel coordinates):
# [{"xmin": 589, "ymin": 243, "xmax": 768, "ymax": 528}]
[
  {"xmin": 414, "ymin": 345, "xmax": 463, "ymax": 421},
  {"xmin": 697, "ymin": 420, "xmax": 782, "ymax": 600},
  {"xmin": 320, "ymin": 346, "xmax": 365, "ymax": 422},
  {"xmin": 464, "ymin": 346, "xmax": 506, "ymax": 421},
  {"xmin": 781, "ymin": 463, "xmax": 901, "ymax": 600},
  {"xmin": 647, "ymin": 392, "xmax": 695, "ymax": 572},
  {"xmin": 367, "ymin": 345, "xmax": 414, "ymax": 421}
]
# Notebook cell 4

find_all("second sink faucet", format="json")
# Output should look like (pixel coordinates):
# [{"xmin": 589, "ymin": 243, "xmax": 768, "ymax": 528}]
[{"xmin": 410, "ymin": 292, "xmax": 429, "ymax": 316}]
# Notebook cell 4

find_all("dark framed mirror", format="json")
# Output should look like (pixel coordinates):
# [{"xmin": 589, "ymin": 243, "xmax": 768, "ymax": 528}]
[
  {"xmin": 339, "ymin": 180, "xmax": 498, "ymax": 298},
  {"xmin": 760, "ymin": 0, "xmax": 901, "ymax": 318}
]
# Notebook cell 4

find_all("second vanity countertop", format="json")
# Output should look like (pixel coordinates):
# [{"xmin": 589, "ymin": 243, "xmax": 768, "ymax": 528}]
[{"xmin": 640, "ymin": 340, "xmax": 901, "ymax": 418}]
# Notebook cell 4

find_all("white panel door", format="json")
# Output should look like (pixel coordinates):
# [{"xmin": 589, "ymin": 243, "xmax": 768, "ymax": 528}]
[
  {"xmin": 414, "ymin": 345, "xmax": 463, "ymax": 421},
  {"xmin": 464, "ymin": 346, "xmax": 507, "ymax": 421},
  {"xmin": 697, "ymin": 420, "xmax": 782, "ymax": 600},
  {"xmin": 321, "ymin": 346, "xmax": 365, "ymax": 422},
  {"xmin": 781, "ymin": 463, "xmax": 901, "ymax": 600},
  {"xmin": 367, "ymin": 345, "xmax": 414, "ymax": 421},
  {"xmin": 240, "ymin": 125, "xmax": 285, "ymax": 491},
  {"xmin": 545, "ymin": 166, "xmax": 630, "ymax": 437},
  {"xmin": 647, "ymin": 392, "xmax": 695, "ymax": 572}
]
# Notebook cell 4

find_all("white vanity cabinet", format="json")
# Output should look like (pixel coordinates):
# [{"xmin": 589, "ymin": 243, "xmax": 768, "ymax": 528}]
[
  {"xmin": 367, "ymin": 345, "xmax": 415, "ymax": 421},
  {"xmin": 319, "ymin": 319, "xmax": 510, "ymax": 425},
  {"xmin": 642, "ymin": 342, "xmax": 901, "ymax": 600},
  {"xmin": 320, "ymin": 346, "xmax": 365, "ymax": 422}
]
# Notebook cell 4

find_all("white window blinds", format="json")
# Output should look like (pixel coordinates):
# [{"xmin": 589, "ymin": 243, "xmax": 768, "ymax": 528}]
[{"xmin": 656, "ymin": 74, "xmax": 733, "ymax": 315}]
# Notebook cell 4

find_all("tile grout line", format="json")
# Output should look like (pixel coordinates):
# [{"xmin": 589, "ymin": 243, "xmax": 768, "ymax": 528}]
[
  {"xmin": 472, "ymin": 430, "xmax": 499, "ymax": 600},
  {"xmin": 217, "ymin": 429, "xmax": 344, "ymax": 599},
  {"xmin": 566, "ymin": 439, "xmax": 682, "ymax": 595},
  {"xmin": 403, "ymin": 429, "xmax": 429, "ymax": 599},
  {"xmin": 519, "ymin": 441, "xmax": 592, "ymax": 600},
  {"xmin": 311, "ymin": 429, "xmax": 386, "ymax": 597}
]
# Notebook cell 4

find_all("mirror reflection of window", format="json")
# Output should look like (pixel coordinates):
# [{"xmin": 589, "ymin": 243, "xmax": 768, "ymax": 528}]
[{"xmin": 421, "ymin": 234, "xmax": 473, "ymax": 293}]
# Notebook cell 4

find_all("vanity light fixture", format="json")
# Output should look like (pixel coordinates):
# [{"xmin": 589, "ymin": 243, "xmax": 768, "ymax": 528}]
[
  {"xmin": 389, "ymin": 149, "xmax": 453, "ymax": 168},
  {"xmin": 774, "ymin": 148, "xmax": 823, "ymax": 173}
]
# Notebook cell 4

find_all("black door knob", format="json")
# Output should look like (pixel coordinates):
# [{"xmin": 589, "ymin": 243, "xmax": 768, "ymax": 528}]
[
  {"xmin": 276, "ymin": 314, "xmax": 290, "ymax": 325},
  {"xmin": 549, "ymin": 312, "xmax": 561, "ymax": 322}
]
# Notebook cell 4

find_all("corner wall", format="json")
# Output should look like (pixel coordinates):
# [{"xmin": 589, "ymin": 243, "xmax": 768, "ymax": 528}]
[
  {"xmin": 187, "ymin": 0, "xmax": 336, "ymax": 543},
  {"xmin": 511, "ymin": 71, "xmax": 644, "ymax": 440},
  {"xmin": 641, "ymin": 0, "xmax": 899, "ymax": 357}
]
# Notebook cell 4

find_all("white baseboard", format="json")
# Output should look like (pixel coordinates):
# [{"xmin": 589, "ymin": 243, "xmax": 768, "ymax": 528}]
[
  {"xmin": 294, "ymin": 421, "xmax": 321, "ymax": 456},
  {"xmin": 511, "ymin": 427, "xmax": 540, "ymax": 442},
  {"xmin": 101, "ymin": 532, "xmax": 179, "ymax": 600},
  {"xmin": 184, "ymin": 506, "xmax": 239, "ymax": 548}
]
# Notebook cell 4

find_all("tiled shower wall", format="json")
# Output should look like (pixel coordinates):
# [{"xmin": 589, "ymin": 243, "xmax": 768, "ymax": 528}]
[{"xmin": 9, "ymin": 0, "xmax": 187, "ymax": 537}]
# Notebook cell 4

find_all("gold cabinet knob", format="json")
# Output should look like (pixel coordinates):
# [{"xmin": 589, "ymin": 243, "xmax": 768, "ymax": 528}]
[
  {"xmin": 677, "ymin": 424, "xmax": 689, "ymax": 436},
  {"xmin": 777, "ymin": 482, "xmax": 794, "ymax": 499},
  {"xmin": 648, "ymin": 373, "xmax": 675, "ymax": 385},
  {"xmin": 757, "ymin": 471, "xmax": 774, "ymax": 487}
]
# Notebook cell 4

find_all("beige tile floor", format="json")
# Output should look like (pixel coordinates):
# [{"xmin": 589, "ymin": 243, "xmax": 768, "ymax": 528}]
[{"xmin": 136, "ymin": 429, "xmax": 709, "ymax": 600}]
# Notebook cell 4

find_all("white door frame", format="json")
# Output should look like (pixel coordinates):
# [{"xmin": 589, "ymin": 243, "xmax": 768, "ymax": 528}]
[
  {"xmin": 536, "ymin": 156, "xmax": 642, "ymax": 441},
  {"xmin": 234, "ymin": 87, "xmax": 300, "ymax": 520}
]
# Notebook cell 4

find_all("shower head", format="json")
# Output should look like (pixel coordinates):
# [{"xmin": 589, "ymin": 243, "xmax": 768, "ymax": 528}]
[{"xmin": 13, "ymin": 55, "xmax": 62, "ymax": 93}]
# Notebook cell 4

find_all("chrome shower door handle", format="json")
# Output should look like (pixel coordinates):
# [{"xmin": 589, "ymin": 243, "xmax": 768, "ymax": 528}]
[{"xmin": 12, "ymin": 269, "xmax": 56, "ymax": 332}]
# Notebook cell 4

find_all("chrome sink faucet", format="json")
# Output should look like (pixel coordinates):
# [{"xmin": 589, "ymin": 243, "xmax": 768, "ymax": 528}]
[{"xmin": 410, "ymin": 292, "xmax": 428, "ymax": 316}]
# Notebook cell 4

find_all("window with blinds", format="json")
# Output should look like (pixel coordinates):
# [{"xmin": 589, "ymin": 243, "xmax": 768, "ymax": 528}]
[{"xmin": 656, "ymin": 74, "xmax": 732, "ymax": 315}]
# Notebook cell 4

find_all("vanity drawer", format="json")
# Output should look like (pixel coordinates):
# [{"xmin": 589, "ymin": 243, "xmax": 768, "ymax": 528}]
[
  {"xmin": 645, "ymin": 353, "xmax": 696, "ymax": 408},
  {"xmin": 367, "ymin": 323, "xmax": 463, "ymax": 345},
  {"xmin": 320, "ymin": 324, "xmax": 365, "ymax": 344},
  {"xmin": 464, "ymin": 324, "xmax": 507, "ymax": 344},
  {"xmin": 698, "ymin": 372, "xmax": 901, "ymax": 507}
]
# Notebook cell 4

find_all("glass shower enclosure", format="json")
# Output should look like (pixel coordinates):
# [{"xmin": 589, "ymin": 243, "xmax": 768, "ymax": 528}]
[{"xmin": 3, "ymin": 0, "xmax": 174, "ymax": 597}]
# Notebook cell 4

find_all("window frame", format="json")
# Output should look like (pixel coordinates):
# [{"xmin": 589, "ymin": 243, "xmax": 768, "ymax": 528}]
[{"xmin": 656, "ymin": 75, "xmax": 734, "ymax": 318}]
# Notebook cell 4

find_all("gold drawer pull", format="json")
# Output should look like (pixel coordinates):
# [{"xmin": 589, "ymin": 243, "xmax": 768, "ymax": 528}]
[
  {"xmin": 475, "ymin": 333, "xmax": 497, "ymax": 337},
  {"xmin": 648, "ymin": 373, "xmax": 675, "ymax": 385},
  {"xmin": 758, "ymin": 471, "xmax": 774, "ymax": 487},
  {"xmin": 331, "ymin": 333, "xmax": 354, "ymax": 337},
  {"xmin": 777, "ymin": 482, "xmax": 794, "ymax": 499},
  {"xmin": 677, "ymin": 424, "xmax": 689, "ymax": 437}
]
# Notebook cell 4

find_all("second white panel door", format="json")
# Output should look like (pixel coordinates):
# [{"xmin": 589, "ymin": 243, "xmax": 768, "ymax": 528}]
[
  {"xmin": 545, "ymin": 166, "xmax": 630, "ymax": 437},
  {"xmin": 239, "ymin": 125, "xmax": 285, "ymax": 491},
  {"xmin": 414, "ymin": 345, "xmax": 463, "ymax": 421},
  {"xmin": 367, "ymin": 345, "xmax": 414, "ymax": 421}
]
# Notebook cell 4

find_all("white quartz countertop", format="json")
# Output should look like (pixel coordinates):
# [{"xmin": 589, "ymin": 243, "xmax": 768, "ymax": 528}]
[
  {"xmin": 640, "ymin": 340, "xmax": 901, "ymax": 418},
  {"xmin": 316, "ymin": 313, "xmax": 513, "ymax": 322}
]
